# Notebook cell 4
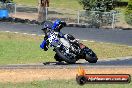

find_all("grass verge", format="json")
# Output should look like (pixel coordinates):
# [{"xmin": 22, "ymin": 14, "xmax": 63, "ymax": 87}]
[
  {"xmin": 0, "ymin": 32, "xmax": 132, "ymax": 65},
  {"xmin": 13, "ymin": 0, "xmax": 82, "ymax": 10},
  {"xmin": 0, "ymin": 79, "xmax": 131, "ymax": 88}
]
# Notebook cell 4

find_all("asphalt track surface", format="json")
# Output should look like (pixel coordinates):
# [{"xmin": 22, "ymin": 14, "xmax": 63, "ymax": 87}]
[
  {"xmin": 0, "ymin": 57, "xmax": 132, "ymax": 69},
  {"xmin": 0, "ymin": 22, "xmax": 132, "ymax": 68},
  {"xmin": 0, "ymin": 22, "xmax": 132, "ymax": 46}
]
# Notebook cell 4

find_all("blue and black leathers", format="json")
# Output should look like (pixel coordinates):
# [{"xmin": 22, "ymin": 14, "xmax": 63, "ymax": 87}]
[{"xmin": 40, "ymin": 19, "xmax": 66, "ymax": 51}]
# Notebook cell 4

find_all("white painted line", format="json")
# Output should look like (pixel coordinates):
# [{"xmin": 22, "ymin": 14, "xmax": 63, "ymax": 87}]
[
  {"xmin": 1, "ymin": 31, "xmax": 132, "ymax": 48},
  {"xmin": 100, "ymin": 56, "xmax": 132, "ymax": 61},
  {"xmin": 128, "ymin": 46, "xmax": 132, "ymax": 48},
  {"xmin": 14, "ymin": 32, "xmax": 18, "ymax": 34},
  {"xmin": 82, "ymin": 40, "xmax": 88, "ymax": 42},
  {"xmin": 27, "ymin": 34, "xmax": 33, "ymax": 36},
  {"xmin": 100, "ymin": 42, "xmax": 104, "ymax": 44},
  {"xmin": 31, "ymin": 34, "xmax": 36, "ymax": 36},
  {"xmin": 38, "ymin": 35, "xmax": 44, "ymax": 36},
  {"xmin": 89, "ymin": 40, "xmax": 95, "ymax": 42},
  {"xmin": 5, "ymin": 31, "xmax": 10, "ymax": 32},
  {"xmin": 76, "ymin": 39, "xmax": 80, "ymax": 41},
  {"xmin": 23, "ymin": 33, "xmax": 28, "ymax": 35}
]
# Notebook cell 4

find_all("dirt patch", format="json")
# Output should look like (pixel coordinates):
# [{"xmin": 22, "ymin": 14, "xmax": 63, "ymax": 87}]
[
  {"xmin": 0, "ymin": 68, "xmax": 132, "ymax": 83},
  {"xmin": 10, "ymin": 12, "xmax": 132, "ymax": 29},
  {"xmin": 10, "ymin": 12, "xmax": 38, "ymax": 20}
]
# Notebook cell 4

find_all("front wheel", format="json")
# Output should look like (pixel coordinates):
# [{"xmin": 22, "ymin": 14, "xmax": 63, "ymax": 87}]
[
  {"xmin": 85, "ymin": 54, "xmax": 98, "ymax": 63},
  {"xmin": 83, "ymin": 47, "xmax": 98, "ymax": 63}
]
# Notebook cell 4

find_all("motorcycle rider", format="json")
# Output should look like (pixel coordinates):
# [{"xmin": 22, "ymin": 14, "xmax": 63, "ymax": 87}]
[
  {"xmin": 40, "ymin": 19, "xmax": 67, "ymax": 51},
  {"xmin": 40, "ymin": 19, "xmax": 79, "ymax": 51}
]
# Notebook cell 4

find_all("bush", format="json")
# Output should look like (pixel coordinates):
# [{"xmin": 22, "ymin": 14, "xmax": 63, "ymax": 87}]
[
  {"xmin": 115, "ymin": 1, "xmax": 128, "ymax": 7},
  {"xmin": 125, "ymin": 0, "xmax": 132, "ymax": 25},
  {"xmin": 79, "ymin": 0, "xmax": 116, "ymax": 12}
]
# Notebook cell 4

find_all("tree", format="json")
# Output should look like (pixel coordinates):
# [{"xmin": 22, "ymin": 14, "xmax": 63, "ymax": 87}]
[
  {"xmin": 38, "ymin": 0, "xmax": 49, "ymax": 22},
  {"xmin": 78, "ymin": 0, "xmax": 118, "ymax": 28},
  {"xmin": 79, "ymin": 0, "xmax": 96, "ymax": 10},
  {"xmin": 0, "ymin": 0, "xmax": 13, "ymax": 3},
  {"xmin": 125, "ymin": 0, "xmax": 132, "ymax": 25},
  {"xmin": 79, "ymin": 0, "xmax": 116, "ymax": 12}
]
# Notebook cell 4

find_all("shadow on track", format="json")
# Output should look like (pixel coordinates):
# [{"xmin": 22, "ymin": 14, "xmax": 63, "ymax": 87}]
[{"xmin": 43, "ymin": 58, "xmax": 132, "ymax": 66}]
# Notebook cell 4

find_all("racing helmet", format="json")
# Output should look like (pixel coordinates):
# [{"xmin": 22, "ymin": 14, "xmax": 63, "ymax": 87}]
[
  {"xmin": 41, "ymin": 21, "xmax": 53, "ymax": 36},
  {"xmin": 42, "ymin": 21, "xmax": 53, "ymax": 30}
]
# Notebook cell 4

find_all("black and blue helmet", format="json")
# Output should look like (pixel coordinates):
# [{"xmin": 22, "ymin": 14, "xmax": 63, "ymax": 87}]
[
  {"xmin": 52, "ymin": 19, "xmax": 61, "ymax": 30},
  {"xmin": 42, "ymin": 19, "xmax": 66, "ymax": 33},
  {"xmin": 52, "ymin": 19, "xmax": 66, "ymax": 32}
]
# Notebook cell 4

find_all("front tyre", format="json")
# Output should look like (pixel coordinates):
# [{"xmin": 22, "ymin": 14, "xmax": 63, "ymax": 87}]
[
  {"xmin": 85, "ymin": 54, "xmax": 98, "ymax": 63},
  {"xmin": 84, "ymin": 47, "xmax": 98, "ymax": 63}
]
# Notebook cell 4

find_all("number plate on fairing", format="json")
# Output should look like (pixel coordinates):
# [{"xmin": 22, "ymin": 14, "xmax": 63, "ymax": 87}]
[{"xmin": 48, "ymin": 32, "xmax": 58, "ymax": 43}]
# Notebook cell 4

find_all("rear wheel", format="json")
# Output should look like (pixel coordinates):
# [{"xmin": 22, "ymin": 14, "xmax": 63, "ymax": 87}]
[
  {"xmin": 55, "ymin": 47, "xmax": 76, "ymax": 64},
  {"xmin": 54, "ymin": 53, "xmax": 62, "ymax": 62}
]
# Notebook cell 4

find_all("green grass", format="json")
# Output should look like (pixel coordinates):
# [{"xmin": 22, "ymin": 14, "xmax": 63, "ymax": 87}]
[
  {"xmin": 13, "ymin": 0, "xmax": 82, "ymax": 10},
  {"xmin": 0, "ymin": 32, "xmax": 132, "ymax": 65},
  {"xmin": 82, "ymin": 41, "xmax": 132, "ymax": 59},
  {"xmin": 120, "ymin": 0, "xmax": 129, "ymax": 2},
  {"xmin": 0, "ymin": 79, "xmax": 131, "ymax": 88},
  {"xmin": 0, "ymin": 32, "xmax": 55, "ymax": 65},
  {"xmin": 13, "ymin": 0, "xmax": 37, "ymax": 6}
]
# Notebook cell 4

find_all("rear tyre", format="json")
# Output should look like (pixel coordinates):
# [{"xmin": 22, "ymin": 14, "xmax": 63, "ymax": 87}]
[
  {"xmin": 54, "ymin": 53, "xmax": 62, "ymax": 62},
  {"xmin": 55, "ymin": 47, "xmax": 76, "ymax": 64}
]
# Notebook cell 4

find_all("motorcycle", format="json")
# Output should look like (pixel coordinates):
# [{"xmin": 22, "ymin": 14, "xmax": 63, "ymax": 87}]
[{"xmin": 40, "ymin": 21, "xmax": 98, "ymax": 64}]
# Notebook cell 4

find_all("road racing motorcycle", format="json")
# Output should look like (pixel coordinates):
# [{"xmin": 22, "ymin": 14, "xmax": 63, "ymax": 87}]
[{"xmin": 40, "ymin": 21, "xmax": 98, "ymax": 64}]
